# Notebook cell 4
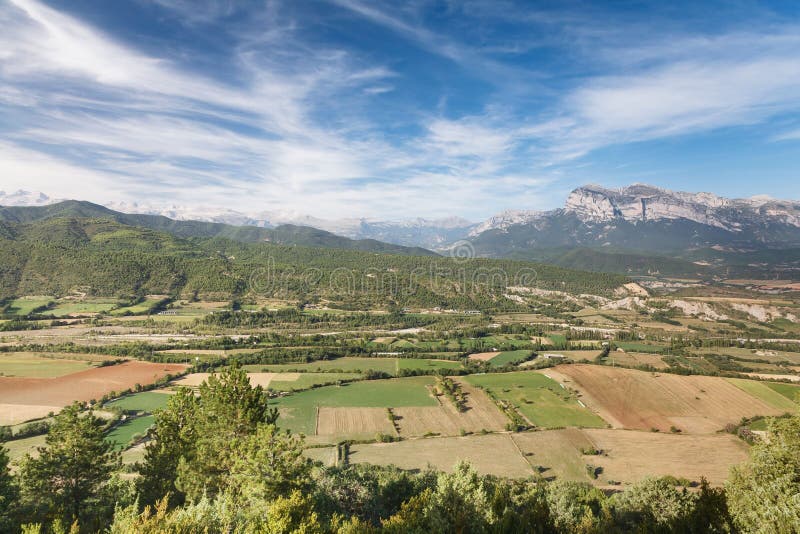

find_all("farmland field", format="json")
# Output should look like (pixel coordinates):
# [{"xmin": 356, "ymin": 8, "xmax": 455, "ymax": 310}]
[
  {"xmin": 47, "ymin": 299, "xmax": 119, "ymax": 317},
  {"xmin": 465, "ymin": 371, "xmax": 607, "ymax": 428},
  {"xmin": 393, "ymin": 379, "xmax": 507, "ymax": 436},
  {"xmin": 106, "ymin": 415, "xmax": 154, "ymax": 450},
  {"xmin": 550, "ymin": 364, "xmax": 795, "ymax": 433},
  {"xmin": 486, "ymin": 349, "xmax": 534, "ymax": 367},
  {"xmin": 272, "ymin": 376, "xmax": 438, "ymax": 436},
  {"xmin": 349, "ymin": 433, "xmax": 535, "ymax": 478},
  {"xmin": 315, "ymin": 407, "xmax": 397, "ymax": 440},
  {"xmin": 105, "ymin": 391, "xmax": 172, "ymax": 412},
  {"xmin": 253, "ymin": 357, "xmax": 462, "ymax": 376},
  {"xmin": 3, "ymin": 297, "xmax": 53, "ymax": 316},
  {"xmin": 727, "ymin": 378, "xmax": 800, "ymax": 410},
  {"xmin": 0, "ymin": 361, "xmax": 188, "ymax": 425},
  {"xmin": 583, "ymin": 429, "xmax": 749, "ymax": 485},
  {"xmin": 0, "ymin": 353, "xmax": 98, "ymax": 378}
]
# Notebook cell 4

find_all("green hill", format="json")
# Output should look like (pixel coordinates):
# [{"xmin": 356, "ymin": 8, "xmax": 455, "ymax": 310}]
[
  {"xmin": 0, "ymin": 201, "xmax": 436, "ymax": 256},
  {"xmin": 0, "ymin": 217, "xmax": 629, "ymax": 307}
]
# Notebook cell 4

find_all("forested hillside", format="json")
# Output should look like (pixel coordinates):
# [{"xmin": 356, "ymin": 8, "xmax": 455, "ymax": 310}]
[
  {"xmin": 0, "ymin": 201, "xmax": 436, "ymax": 256},
  {"xmin": 0, "ymin": 217, "xmax": 628, "ymax": 307}
]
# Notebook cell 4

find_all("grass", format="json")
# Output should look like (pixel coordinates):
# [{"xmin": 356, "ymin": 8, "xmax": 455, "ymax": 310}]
[
  {"xmin": 251, "ymin": 357, "xmax": 462, "ymax": 376},
  {"xmin": 547, "ymin": 334, "xmax": 567, "ymax": 347},
  {"xmin": 4, "ymin": 434, "xmax": 46, "ymax": 463},
  {"xmin": 465, "ymin": 371, "xmax": 607, "ymax": 429},
  {"xmin": 727, "ymin": 378, "xmax": 799, "ymax": 412},
  {"xmin": 487, "ymin": 350, "xmax": 533, "ymax": 368},
  {"xmin": 109, "ymin": 299, "xmax": 162, "ymax": 316},
  {"xmin": 0, "ymin": 353, "xmax": 95, "ymax": 378},
  {"xmin": 616, "ymin": 342, "xmax": 665, "ymax": 354},
  {"xmin": 106, "ymin": 415, "xmax": 154, "ymax": 450},
  {"xmin": 272, "ymin": 376, "xmax": 437, "ymax": 435},
  {"xmin": 253, "ymin": 357, "xmax": 396, "ymax": 375},
  {"xmin": 105, "ymin": 391, "xmax": 172, "ymax": 413},
  {"xmin": 48, "ymin": 299, "xmax": 119, "ymax": 317},
  {"xmin": 3, "ymin": 297, "xmax": 53, "ymax": 316},
  {"xmin": 267, "ymin": 372, "xmax": 362, "ymax": 391},
  {"xmin": 764, "ymin": 382, "xmax": 800, "ymax": 403}
]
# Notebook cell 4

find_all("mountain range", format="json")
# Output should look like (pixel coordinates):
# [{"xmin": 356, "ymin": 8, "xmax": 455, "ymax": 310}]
[{"xmin": 4, "ymin": 184, "xmax": 800, "ymax": 279}]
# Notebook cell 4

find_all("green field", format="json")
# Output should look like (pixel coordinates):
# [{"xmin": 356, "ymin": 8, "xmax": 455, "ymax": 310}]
[
  {"xmin": 616, "ymin": 342, "xmax": 666, "ymax": 354},
  {"xmin": 252, "ymin": 357, "xmax": 462, "ymax": 376},
  {"xmin": 487, "ymin": 350, "xmax": 534, "ymax": 367},
  {"xmin": 4, "ymin": 434, "xmax": 47, "ymax": 463},
  {"xmin": 465, "ymin": 372, "xmax": 606, "ymax": 429},
  {"xmin": 109, "ymin": 299, "xmax": 162, "ymax": 316},
  {"xmin": 764, "ymin": 382, "xmax": 800, "ymax": 403},
  {"xmin": 48, "ymin": 299, "xmax": 119, "ymax": 317},
  {"xmin": 727, "ymin": 379, "xmax": 799, "ymax": 412},
  {"xmin": 547, "ymin": 334, "xmax": 567, "ymax": 347},
  {"xmin": 267, "ymin": 372, "xmax": 362, "ymax": 391},
  {"xmin": 3, "ymin": 297, "xmax": 53, "ymax": 316},
  {"xmin": 0, "ymin": 353, "xmax": 95, "ymax": 378},
  {"xmin": 105, "ymin": 391, "xmax": 172, "ymax": 413},
  {"xmin": 106, "ymin": 415, "xmax": 154, "ymax": 450},
  {"xmin": 272, "ymin": 376, "xmax": 437, "ymax": 435}
]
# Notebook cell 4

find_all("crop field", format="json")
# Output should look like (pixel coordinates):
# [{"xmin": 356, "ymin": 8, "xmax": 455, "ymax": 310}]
[
  {"xmin": 316, "ymin": 407, "xmax": 397, "ymax": 440},
  {"xmin": 550, "ymin": 365, "xmax": 795, "ymax": 433},
  {"xmin": 109, "ymin": 299, "xmax": 162, "ymax": 316},
  {"xmin": 615, "ymin": 342, "xmax": 666, "ymax": 354},
  {"xmin": 393, "ymin": 379, "xmax": 507, "ymax": 436},
  {"xmin": 0, "ymin": 361, "xmax": 187, "ymax": 425},
  {"xmin": 173, "ymin": 372, "xmax": 299, "ymax": 388},
  {"xmin": 604, "ymin": 351, "xmax": 669, "ymax": 369},
  {"xmin": 511, "ymin": 428, "xmax": 596, "ymax": 481},
  {"xmin": 47, "ymin": 299, "xmax": 119, "ymax": 317},
  {"xmin": 349, "ymin": 433, "xmax": 535, "ymax": 478},
  {"xmin": 726, "ymin": 378, "xmax": 800, "ymax": 409},
  {"xmin": 486, "ymin": 350, "xmax": 534, "ymax": 367},
  {"xmin": 254, "ymin": 357, "xmax": 462, "ymax": 376},
  {"xmin": 465, "ymin": 371, "xmax": 607, "ymax": 428},
  {"xmin": 2, "ymin": 297, "xmax": 53, "ymax": 316},
  {"xmin": 272, "ymin": 377, "xmax": 438, "ymax": 436},
  {"xmin": 105, "ymin": 391, "xmax": 172, "ymax": 413},
  {"xmin": 0, "ymin": 353, "xmax": 99, "ymax": 378},
  {"xmin": 106, "ymin": 415, "xmax": 154, "ymax": 450},
  {"xmin": 583, "ymin": 429, "xmax": 749, "ymax": 486}
]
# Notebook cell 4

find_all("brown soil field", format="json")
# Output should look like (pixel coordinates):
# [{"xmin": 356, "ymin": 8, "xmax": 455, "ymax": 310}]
[
  {"xmin": 546, "ymin": 364, "xmax": 787, "ymax": 433},
  {"xmin": 584, "ymin": 429, "xmax": 749, "ymax": 486},
  {"xmin": 349, "ymin": 433, "xmax": 534, "ymax": 478},
  {"xmin": 0, "ymin": 360, "xmax": 187, "ymax": 425},
  {"xmin": 316, "ymin": 407, "xmax": 397, "ymax": 439},
  {"xmin": 172, "ymin": 372, "xmax": 298, "ymax": 388},
  {"xmin": 468, "ymin": 352, "xmax": 499, "ymax": 362},
  {"xmin": 393, "ymin": 380, "xmax": 506, "ymax": 436}
]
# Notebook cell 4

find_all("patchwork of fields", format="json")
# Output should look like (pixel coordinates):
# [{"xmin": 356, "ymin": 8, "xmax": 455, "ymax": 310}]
[{"xmin": 0, "ymin": 360, "xmax": 188, "ymax": 425}]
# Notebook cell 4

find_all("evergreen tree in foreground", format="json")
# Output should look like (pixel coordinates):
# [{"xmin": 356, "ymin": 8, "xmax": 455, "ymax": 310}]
[{"xmin": 18, "ymin": 403, "xmax": 121, "ymax": 530}]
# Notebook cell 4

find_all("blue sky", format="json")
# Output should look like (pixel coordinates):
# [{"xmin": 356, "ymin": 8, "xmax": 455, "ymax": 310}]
[{"xmin": 1, "ymin": 0, "xmax": 799, "ymax": 220}]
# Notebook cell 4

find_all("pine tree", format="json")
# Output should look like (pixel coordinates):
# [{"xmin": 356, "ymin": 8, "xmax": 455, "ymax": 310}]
[{"xmin": 19, "ymin": 403, "xmax": 121, "ymax": 528}]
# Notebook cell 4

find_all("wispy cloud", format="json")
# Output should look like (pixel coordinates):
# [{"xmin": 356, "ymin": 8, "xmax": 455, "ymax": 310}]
[{"xmin": 1, "ymin": 0, "xmax": 799, "ymax": 219}]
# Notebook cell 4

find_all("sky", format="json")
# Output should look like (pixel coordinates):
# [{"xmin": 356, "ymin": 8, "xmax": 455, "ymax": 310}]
[{"xmin": 1, "ymin": 0, "xmax": 800, "ymax": 220}]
